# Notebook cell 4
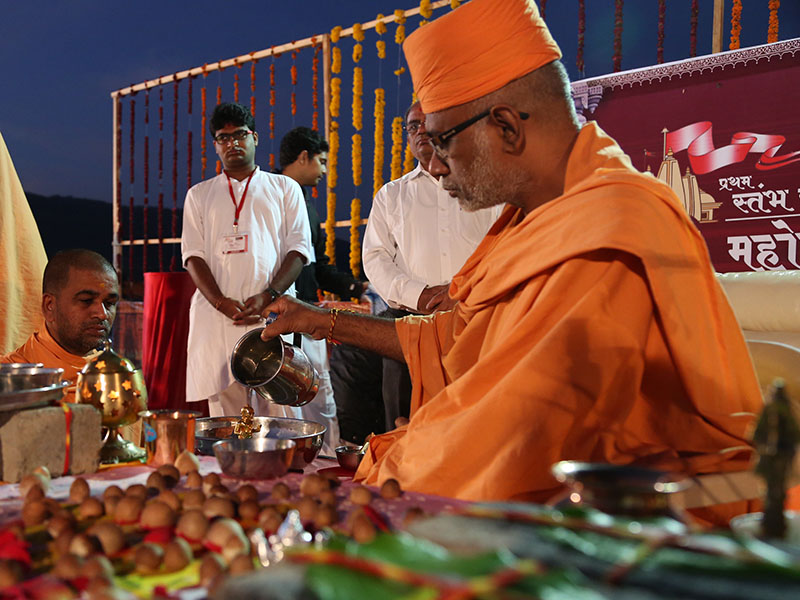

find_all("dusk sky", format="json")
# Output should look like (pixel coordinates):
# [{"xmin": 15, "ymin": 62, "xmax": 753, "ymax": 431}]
[{"xmin": 2, "ymin": 1, "xmax": 798, "ymax": 203}]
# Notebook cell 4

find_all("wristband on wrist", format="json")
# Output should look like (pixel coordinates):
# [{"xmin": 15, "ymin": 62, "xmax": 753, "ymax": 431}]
[
  {"xmin": 266, "ymin": 287, "xmax": 281, "ymax": 302},
  {"xmin": 326, "ymin": 308, "xmax": 340, "ymax": 345},
  {"xmin": 214, "ymin": 297, "xmax": 226, "ymax": 310}
]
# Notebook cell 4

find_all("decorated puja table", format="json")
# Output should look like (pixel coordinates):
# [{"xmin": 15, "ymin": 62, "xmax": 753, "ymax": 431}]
[{"xmin": 2, "ymin": 451, "xmax": 800, "ymax": 599}]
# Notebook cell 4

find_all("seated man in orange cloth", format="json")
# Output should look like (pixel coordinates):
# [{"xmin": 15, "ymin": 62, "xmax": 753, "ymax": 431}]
[
  {"xmin": 2, "ymin": 249, "xmax": 120, "ymax": 400},
  {"xmin": 258, "ymin": 0, "xmax": 762, "ymax": 525}
]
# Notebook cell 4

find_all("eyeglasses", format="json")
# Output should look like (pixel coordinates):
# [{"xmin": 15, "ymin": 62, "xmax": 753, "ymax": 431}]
[
  {"xmin": 213, "ymin": 130, "xmax": 254, "ymax": 145},
  {"xmin": 402, "ymin": 120, "xmax": 425, "ymax": 135},
  {"xmin": 429, "ymin": 108, "xmax": 529, "ymax": 159}
]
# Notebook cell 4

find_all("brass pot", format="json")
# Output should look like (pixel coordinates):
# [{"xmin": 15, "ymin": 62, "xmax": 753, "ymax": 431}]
[{"xmin": 76, "ymin": 341, "xmax": 147, "ymax": 463}]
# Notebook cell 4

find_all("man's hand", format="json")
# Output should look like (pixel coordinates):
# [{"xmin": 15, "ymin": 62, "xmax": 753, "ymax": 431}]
[
  {"xmin": 416, "ymin": 283, "xmax": 455, "ymax": 314},
  {"xmin": 216, "ymin": 297, "xmax": 248, "ymax": 322},
  {"xmin": 234, "ymin": 291, "xmax": 271, "ymax": 325},
  {"xmin": 260, "ymin": 296, "xmax": 329, "ymax": 342}
]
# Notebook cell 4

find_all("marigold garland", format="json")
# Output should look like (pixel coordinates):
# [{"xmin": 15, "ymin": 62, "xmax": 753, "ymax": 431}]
[
  {"xmin": 325, "ymin": 123, "xmax": 340, "ymax": 262},
  {"xmin": 390, "ymin": 116, "xmax": 403, "ymax": 181},
  {"xmin": 690, "ymin": 0, "xmax": 699, "ymax": 57},
  {"xmin": 373, "ymin": 88, "xmax": 385, "ymax": 197},
  {"xmin": 328, "ymin": 123, "xmax": 340, "ymax": 198},
  {"xmin": 376, "ymin": 40, "xmax": 386, "ymax": 59},
  {"xmin": 171, "ymin": 78, "xmax": 180, "ymax": 268},
  {"xmin": 352, "ymin": 68, "xmax": 363, "ymax": 130},
  {"xmin": 325, "ymin": 190, "xmax": 337, "ymax": 261},
  {"xmin": 233, "ymin": 59, "xmax": 240, "ymax": 103},
  {"xmin": 394, "ymin": 67, "xmax": 406, "ymax": 76},
  {"xmin": 352, "ymin": 134, "xmax": 362, "ymax": 187},
  {"xmin": 330, "ymin": 77, "xmax": 341, "ymax": 118},
  {"xmin": 311, "ymin": 40, "xmax": 320, "ymax": 131},
  {"xmin": 450, "ymin": 0, "xmax": 460, "ymax": 8},
  {"xmin": 269, "ymin": 58, "xmax": 276, "ymax": 169},
  {"xmin": 290, "ymin": 50, "xmax": 298, "ymax": 116},
  {"xmin": 394, "ymin": 10, "xmax": 406, "ymax": 45},
  {"xmin": 613, "ymin": 0, "xmax": 624, "ymax": 72},
  {"xmin": 376, "ymin": 14, "xmax": 387, "ymax": 35},
  {"xmin": 350, "ymin": 198, "xmax": 362, "ymax": 277},
  {"xmin": 768, "ymin": 0, "xmax": 780, "ymax": 44},
  {"xmin": 331, "ymin": 25, "xmax": 342, "ymax": 43},
  {"xmin": 250, "ymin": 55, "xmax": 257, "ymax": 117},
  {"xmin": 730, "ymin": 0, "xmax": 742, "ymax": 50},
  {"xmin": 657, "ymin": 0, "xmax": 665, "ymax": 64},
  {"xmin": 577, "ymin": 0, "xmax": 585, "ymax": 74},
  {"xmin": 420, "ymin": 0, "xmax": 433, "ymax": 19},
  {"xmin": 332, "ymin": 47, "xmax": 342, "ymax": 74},
  {"xmin": 403, "ymin": 140, "xmax": 414, "ymax": 174},
  {"xmin": 216, "ymin": 61, "xmax": 223, "ymax": 106}
]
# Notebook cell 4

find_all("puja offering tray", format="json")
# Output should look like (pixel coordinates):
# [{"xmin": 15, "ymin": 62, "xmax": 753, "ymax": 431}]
[
  {"xmin": 0, "ymin": 365, "xmax": 68, "ymax": 412},
  {"xmin": 195, "ymin": 415, "xmax": 325, "ymax": 470}
]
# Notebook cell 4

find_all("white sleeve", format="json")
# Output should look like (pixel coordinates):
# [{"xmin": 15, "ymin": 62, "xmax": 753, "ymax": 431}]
[
  {"xmin": 362, "ymin": 183, "xmax": 426, "ymax": 310},
  {"xmin": 181, "ymin": 187, "xmax": 205, "ymax": 265},
  {"xmin": 280, "ymin": 178, "xmax": 313, "ymax": 265}
]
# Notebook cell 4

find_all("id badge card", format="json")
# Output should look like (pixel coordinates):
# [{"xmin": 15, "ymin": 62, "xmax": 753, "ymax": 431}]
[{"xmin": 222, "ymin": 232, "xmax": 249, "ymax": 254}]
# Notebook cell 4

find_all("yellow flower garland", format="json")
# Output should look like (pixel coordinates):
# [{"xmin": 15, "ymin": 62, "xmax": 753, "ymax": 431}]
[
  {"xmin": 450, "ymin": 0, "xmax": 461, "ymax": 8},
  {"xmin": 420, "ymin": 0, "xmax": 433, "ymax": 18},
  {"xmin": 390, "ymin": 116, "xmax": 404, "ymax": 181},
  {"xmin": 328, "ymin": 122, "xmax": 339, "ymax": 190},
  {"xmin": 376, "ymin": 14, "xmax": 387, "ymax": 35},
  {"xmin": 352, "ymin": 68, "xmax": 363, "ymax": 130},
  {"xmin": 374, "ymin": 88, "xmax": 385, "ymax": 197},
  {"xmin": 327, "ymin": 25, "xmax": 343, "ymax": 264},
  {"xmin": 330, "ymin": 77, "xmax": 341, "ymax": 118},
  {"xmin": 352, "ymin": 134, "xmax": 362, "ymax": 187},
  {"xmin": 325, "ymin": 122, "xmax": 339, "ymax": 261},
  {"xmin": 350, "ymin": 198, "xmax": 362, "ymax": 277},
  {"xmin": 403, "ymin": 140, "xmax": 415, "ymax": 174},
  {"xmin": 768, "ymin": 0, "xmax": 780, "ymax": 44},
  {"xmin": 730, "ymin": 0, "xmax": 742, "ymax": 50},
  {"xmin": 394, "ymin": 9, "xmax": 406, "ymax": 45}
]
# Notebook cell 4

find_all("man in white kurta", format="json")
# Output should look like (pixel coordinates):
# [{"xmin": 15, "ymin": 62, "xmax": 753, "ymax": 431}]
[
  {"xmin": 361, "ymin": 101, "xmax": 502, "ymax": 429},
  {"xmin": 182, "ymin": 102, "xmax": 344, "ymax": 450}
]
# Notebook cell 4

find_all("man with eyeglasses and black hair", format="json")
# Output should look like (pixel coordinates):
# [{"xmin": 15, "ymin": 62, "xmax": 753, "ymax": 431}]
[
  {"xmin": 181, "ymin": 102, "xmax": 314, "ymax": 424},
  {"xmin": 361, "ymin": 100, "xmax": 501, "ymax": 434},
  {"xmin": 255, "ymin": 0, "xmax": 761, "ymax": 527}
]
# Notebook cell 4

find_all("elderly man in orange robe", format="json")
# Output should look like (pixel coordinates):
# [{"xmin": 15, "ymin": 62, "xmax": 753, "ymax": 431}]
[
  {"xmin": 2, "ymin": 249, "xmax": 120, "ymax": 400},
  {"xmin": 259, "ymin": 0, "xmax": 762, "ymax": 525}
]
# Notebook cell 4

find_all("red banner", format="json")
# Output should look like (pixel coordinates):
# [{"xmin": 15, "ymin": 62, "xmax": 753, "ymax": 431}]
[{"xmin": 578, "ymin": 39, "xmax": 800, "ymax": 273}]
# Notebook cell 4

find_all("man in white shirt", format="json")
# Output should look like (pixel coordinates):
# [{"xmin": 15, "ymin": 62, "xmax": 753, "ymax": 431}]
[
  {"xmin": 362, "ymin": 101, "xmax": 501, "ymax": 430},
  {"xmin": 181, "ymin": 103, "xmax": 314, "ymax": 423}
]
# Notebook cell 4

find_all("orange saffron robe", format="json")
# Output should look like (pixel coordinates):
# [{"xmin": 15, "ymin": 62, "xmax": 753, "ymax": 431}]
[
  {"xmin": 2, "ymin": 325, "xmax": 88, "ymax": 402},
  {"xmin": 355, "ymin": 123, "xmax": 762, "ymax": 515}
]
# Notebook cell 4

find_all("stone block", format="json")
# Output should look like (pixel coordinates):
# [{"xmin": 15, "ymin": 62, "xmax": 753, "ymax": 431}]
[{"xmin": 0, "ymin": 404, "xmax": 103, "ymax": 482}]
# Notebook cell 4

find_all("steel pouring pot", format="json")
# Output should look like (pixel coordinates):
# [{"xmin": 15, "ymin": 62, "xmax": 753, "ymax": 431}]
[{"xmin": 230, "ymin": 328, "xmax": 319, "ymax": 407}]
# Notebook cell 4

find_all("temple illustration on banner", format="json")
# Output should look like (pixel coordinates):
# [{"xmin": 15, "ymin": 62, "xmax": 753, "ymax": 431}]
[{"xmin": 654, "ymin": 128, "xmax": 721, "ymax": 223}]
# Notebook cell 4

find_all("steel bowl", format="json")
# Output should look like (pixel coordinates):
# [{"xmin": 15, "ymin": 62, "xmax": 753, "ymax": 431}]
[
  {"xmin": 335, "ymin": 445, "xmax": 364, "ymax": 471},
  {"xmin": 213, "ymin": 438, "xmax": 296, "ymax": 480},
  {"xmin": 551, "ymin": 461, "xmax": 687, "ymax": 519},
  {"xmin": 0, "ymin": 366, "xmax": 65, "ymax": 393},
  {"xmin": 196, "ymin": 416, "xmax": 326, "ymax": 470}
]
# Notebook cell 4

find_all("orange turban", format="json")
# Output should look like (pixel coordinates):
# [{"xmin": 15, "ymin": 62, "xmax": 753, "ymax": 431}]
[{"xmin": 403, "ymin": 0, "xmax": 562, "ymax": 114}]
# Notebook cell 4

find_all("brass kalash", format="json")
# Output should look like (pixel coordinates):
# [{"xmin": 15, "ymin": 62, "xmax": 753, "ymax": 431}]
[{"xmin": 76, "ymin": 340, "xmax": 148, "ymax": 463}]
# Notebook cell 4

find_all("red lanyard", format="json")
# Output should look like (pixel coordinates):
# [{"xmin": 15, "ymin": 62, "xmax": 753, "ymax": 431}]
[{"xmin": 226, "ymin": 168, "xmax": 256, "ymax": 232}]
